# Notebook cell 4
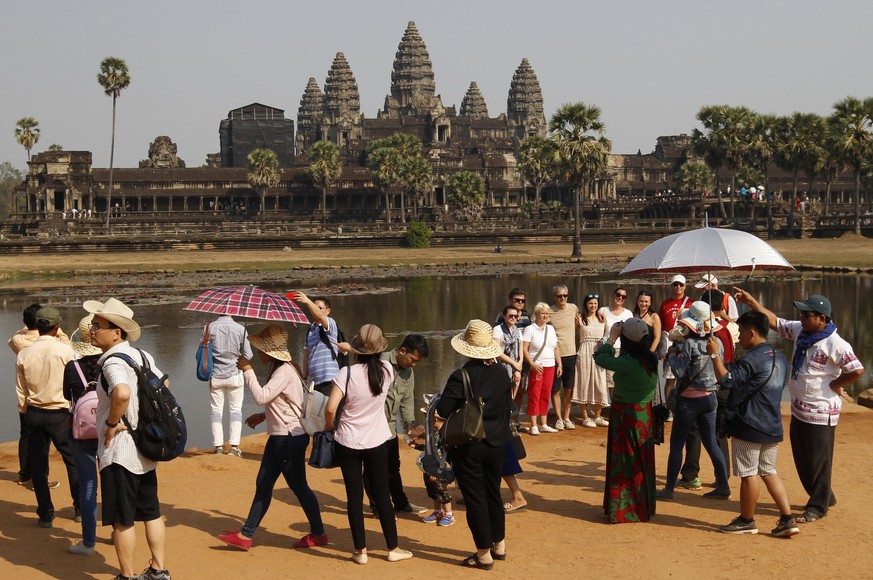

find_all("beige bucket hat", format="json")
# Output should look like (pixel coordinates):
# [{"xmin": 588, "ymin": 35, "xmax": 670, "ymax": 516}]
[
  {"xmin": 70, "ymin": 313, "xmax": 103, "ymax": 356},
  {"xmin": 248, "ymin": 325, "xmax": 292, "ymax": 362},
  {"xmin": 347, "ymin": 324, "xmax": 388, "ymax": 355},
  {"xmin": 451, "ymin": 319, "xmax": 502, "ymax": 360},
  {"xmin": 83, "ymin": 298, "xmax": 141, "ymax": 342}
]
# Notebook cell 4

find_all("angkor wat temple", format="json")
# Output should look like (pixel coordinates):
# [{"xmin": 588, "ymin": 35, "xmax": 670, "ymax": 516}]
[{"xmin": 13, "ymin": 21, "xmax": 861, "ymax": 221}]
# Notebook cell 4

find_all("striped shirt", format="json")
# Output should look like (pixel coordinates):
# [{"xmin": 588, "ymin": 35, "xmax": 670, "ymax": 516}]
[
  {"xmin": 305, "ymin": 318, "xmax": 340, "ymax": 385},
  {"xmin": 97, "ymin": 343, "xmax": 161, "ymax": 474},
  {"xmin": 206, "ymin": 316, "xmax": 252, "ymax": 379}
]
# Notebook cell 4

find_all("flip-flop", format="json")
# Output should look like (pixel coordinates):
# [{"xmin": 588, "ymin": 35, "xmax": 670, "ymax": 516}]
[
  {"xmin": 503, "ymin": 502, "xmax": 528, "ymax": 513},
  {"xmin": 461, "ymin": 554, "xmax": 494, "ymax": 570},
  {"xmin": 795, "ymin": 511, "xmax": 822, "ymax": 523}
]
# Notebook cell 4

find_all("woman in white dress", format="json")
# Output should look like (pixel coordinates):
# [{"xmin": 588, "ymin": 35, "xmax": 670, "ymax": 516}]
[
  {"xmin": 599, "ymin": 288, "xmax": 634, "ymax": 402},
  {"xmin": 574, "ymin": 294, "xmax": 609, "ymax": 427}
]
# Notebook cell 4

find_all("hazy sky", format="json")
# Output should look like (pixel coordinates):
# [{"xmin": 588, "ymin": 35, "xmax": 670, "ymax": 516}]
[{"xmin": 3, "ymin": 0, "xmax": 870, "ymax": 171}]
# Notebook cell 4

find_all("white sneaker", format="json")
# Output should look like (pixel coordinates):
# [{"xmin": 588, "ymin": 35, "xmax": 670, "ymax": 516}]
[
  {"xmin": 582, "ymin": 418, "xmax": 597, "ymax": 428},
  {"xmin": 68, "ymin": 541, "xmax": 95, "ymax": 556},
  {"xmin": 554, "ymin": 419, "xmax": 565, "ymax": 431},
  {"xmin": 594, "ymin": 417, "xmax": 610, "ymax": 427},
  {"xmin": 388, "ymin": 548, "xmax": 413, "ymax": 562},
  {"xmin": 539, "ymin": 424, "xmax": 558, "ymax": 433},
  {"xmin": 563, "ymin": 419, "xmax": 576, "ymax": 430},
  {"xmin": 529, "ymin": 426, "xmax": 540, "ymax": 436}
]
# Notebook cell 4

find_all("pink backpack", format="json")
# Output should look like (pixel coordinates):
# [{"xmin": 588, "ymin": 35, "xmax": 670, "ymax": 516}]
[{"xmin": 72, "ymin": 361, "xmax": 98, "ymax": 440}]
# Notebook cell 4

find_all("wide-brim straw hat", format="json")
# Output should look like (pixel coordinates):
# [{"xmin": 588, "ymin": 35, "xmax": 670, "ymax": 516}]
[
  {"xmin": 71, "ymin": 313, "xmax": 103, "ymax": 356},
  {"xmin": 678, "ymin": 301, "xmax": 714, "ymax": 336},
  {"xmin": 451, "ymin": 319, "xmax": 502, "ymax": 359},
  {"xmin": 83, "ymin": 298, "xmax": 141, "ymax": 342},
  {"xmin": 347, "ymin": 324, "xmax": 388, "ymax": 355},
  {"xmin": 248, "ymin": 325, "xmax": 292, "ymax": 362}
]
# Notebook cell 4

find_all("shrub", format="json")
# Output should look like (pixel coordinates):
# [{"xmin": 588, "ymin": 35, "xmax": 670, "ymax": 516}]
[{"xmin": 403, "ymin": 220, "xmax": 432, "ymax": 248}]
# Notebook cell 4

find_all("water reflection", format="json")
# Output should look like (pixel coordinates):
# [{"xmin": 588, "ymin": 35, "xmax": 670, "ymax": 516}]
[{"xmin": 1, "ymin": 272, "xmax": 869, "ymax": 449}]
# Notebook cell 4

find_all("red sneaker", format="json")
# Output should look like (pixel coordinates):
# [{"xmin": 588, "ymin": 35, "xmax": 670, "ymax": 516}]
[
  {"xmin": 218, "ymin": 530, "xmax": 252, "ymax": 551},
  {"xmin": 293, "ymin": 533, "xmax": 328, "ymax": 548}
]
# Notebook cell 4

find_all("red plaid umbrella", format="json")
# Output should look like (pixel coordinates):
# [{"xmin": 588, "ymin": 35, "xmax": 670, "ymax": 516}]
[{"xmin": 184, "ymin": 285, "xmax": 308, "ymax": 324}]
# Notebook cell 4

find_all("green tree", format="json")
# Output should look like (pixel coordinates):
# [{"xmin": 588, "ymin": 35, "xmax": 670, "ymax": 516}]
[
  {"xmin": 47, "ymin": 144, "xmax": 63, "ymax": 151},
  {"xmin": 692, "ymin": 105, "xmax": 729, "ymax": 218},
  {"xmin": 775, "ymin": 112, "xmax": 826, "ymax": 237},
  {"xmin": 402, "ymin": 154, "xmax": 432, "ymax": 220},
  {"xmin": 97, "ymin": 56, "xmax": 131, "ymax": 228},
  {"xmin": 549, "ymin": 102, "xmax": 611, "ymax": 257},
  {"xmin": 743, "ymin": 113, "xmax": 779, "ymax": 237},
  {"xmin": 517, "ymin": 136, "xmax": 556, "ymax": 206},
  {"xmin": 14, "ymin": 117, "xmax": 40, "ymax": 162},
  {"xmin": 247, "ymin": 148, "xmax": 280, "ymax": 226},
  {"xmin": 366, "ymin": 145, "xmax": 402, "ymax": 224},
  {"xmin": 306, "ymin": 140, "xmax": 342, "ymax": 222},
  {"xmin": 828, "ymin": 97, "xmax": 873, "ymax": 235},
  {"xmin": 0, "ymin": 162, "xmax": 24, "ymax": 218},
  {"xmin": 446, "ymin": 170, "xmax": 485, "ymax": 221},
  {"xmin": 366, "ymin": 133, "xmax": 429, "ymax": 224},
  {"xmin": 675, "ymin": 160, "xmax": 714, "ymax": 195}
]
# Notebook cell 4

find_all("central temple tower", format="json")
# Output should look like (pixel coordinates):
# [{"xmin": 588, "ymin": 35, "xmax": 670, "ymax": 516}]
[{"xmin": 379, "ymin": 21, "xmax": 445, "ymax": 119}]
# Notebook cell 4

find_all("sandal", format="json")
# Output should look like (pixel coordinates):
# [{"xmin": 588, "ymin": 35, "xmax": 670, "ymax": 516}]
[
  {"xmin": 461, "ymin": 554, "xmax": 494, "ymax": 570},
  {"xmin": 503, "ymin": 502, "xmax": 527, "ymax": 513},
  {"xmin": 490, "ymin": 548, "xmax": 506, "ymax": 561},
  {"xmin": 795, "ymin": 511, "xmax": 822, "ymax": 523}
]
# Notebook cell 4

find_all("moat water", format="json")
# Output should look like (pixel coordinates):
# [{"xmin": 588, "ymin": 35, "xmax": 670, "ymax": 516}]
[{"xmin": 2, "ymin": 272, "xmax": 870, "ymax": 450}]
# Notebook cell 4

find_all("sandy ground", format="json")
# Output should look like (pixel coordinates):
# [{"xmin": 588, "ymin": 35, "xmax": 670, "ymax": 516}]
[{"xmin": 1, "ymin": 403, "xmax": 870, "ymax": 579}]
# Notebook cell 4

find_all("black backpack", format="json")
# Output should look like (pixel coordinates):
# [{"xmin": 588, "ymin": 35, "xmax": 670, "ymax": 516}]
[
  {"xmin": 318, "ymin": 323, "xmax": 349, "ymax": 369},
  {"xmin": 101, "ymin": 349, "xmax": 187, "ymax": 461}
]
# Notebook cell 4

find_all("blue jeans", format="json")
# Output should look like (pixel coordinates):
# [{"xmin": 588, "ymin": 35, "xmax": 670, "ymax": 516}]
[
  {"xmin": 71, "ymin": 438, "xmax": 98, "ymax": 547},
  {"xmin": 665, "ymin": 395, "xmax": 730, "ymax": 493},
  {"xmin": 241, "ymin": 433, "xmax": 324, "ymax": 539}
]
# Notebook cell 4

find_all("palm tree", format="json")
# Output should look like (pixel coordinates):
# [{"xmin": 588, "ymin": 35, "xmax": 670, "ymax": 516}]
[
  {"xmin": 517, "ymin": 136, "xmax": 556, "ymax": 206},
  {"xmin": 692, "ymin": 105, "xmax": 729, "ymax": 219},
  {"xmin": 401, "ymin": 155, "xmax": 432, "ymax": 220},
  {"xmin": 446, "ymin": 170, "xmax": 485, "ymax": 221},
  {"xmin": 743, "ymin": 113, "xmax": 779, "ymax": 237},
  {"xmin": 549, "ymin": 102, "xmax": 611, "ymax": 257},
  {"xmin": 776, "ymin": 113, "xmax": 826, "ymax": 238},
  {"xmin": 247, "ymin": 148, "xmax": 280, "ymax": 226},
  {"xmin": 675, "ymin": 160, "xmax": 713, "ymax": 194},
  {"xmin": 14, "ymin": 117, "xmax": 40, "ymax": 162},
  {"xmin": 306, "ymin": 140, "xmax": 342, "ymax": 222},
  {"xmin": 97, "ymin": 56, "xmax": 131, "ymax": 228},
  {"xmin": 828, "ymin": 97, "xmax": 873, "ymax": 235},
  {"xmin": 366, "ymin": 133, "xmax": 427, "ymax": 224},
  {"xmin": 366, "ymin": 146, "xmax": 403, "ymax": 224}
]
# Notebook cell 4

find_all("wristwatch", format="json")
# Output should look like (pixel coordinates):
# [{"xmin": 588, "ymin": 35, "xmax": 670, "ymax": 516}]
[
  {"xmin": 710, "ymin": 353, "xmax": 719, "ymax": 359},
  {"xmin": 105, "ymin": 419, "xmax": 119, "ymax": 428}
]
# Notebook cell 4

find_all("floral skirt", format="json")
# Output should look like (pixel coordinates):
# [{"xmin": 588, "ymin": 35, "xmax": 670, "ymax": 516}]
[{"xmin": 603, "ymin": 401, "xmax": 656, "ymax": 523}]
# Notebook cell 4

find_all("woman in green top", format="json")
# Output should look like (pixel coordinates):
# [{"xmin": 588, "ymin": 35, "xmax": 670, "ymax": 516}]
[{"xmin": 593, "ymin": 318, "xmax": 658, "ymax": 523}]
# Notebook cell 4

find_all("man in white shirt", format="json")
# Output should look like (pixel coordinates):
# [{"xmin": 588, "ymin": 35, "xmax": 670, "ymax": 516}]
[{"xmin": 86, "ymin": 298, "xmax": 171, "ymax": 580}]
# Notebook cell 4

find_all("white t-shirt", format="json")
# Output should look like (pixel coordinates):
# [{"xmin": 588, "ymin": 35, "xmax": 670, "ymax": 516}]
[
  {"xmin": 777, "ymin": 318, "xmax": 863, "ymax": 426},
  {"xmin": 599, "ymin": 307, "xmax": 633, "ymax": 350},
  {"xmin": 522, "ymin": 323, "xmax": 558, "ymax": 367},
  {"xmin": 333, "ymin": 361, "xmax": 395, "ymax": 449}
]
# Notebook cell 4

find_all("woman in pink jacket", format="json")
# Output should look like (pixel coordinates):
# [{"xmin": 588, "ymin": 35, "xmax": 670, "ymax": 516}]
[{"xmin": 217, "ymin": 325, "xmax": 326, "ymax": 551}]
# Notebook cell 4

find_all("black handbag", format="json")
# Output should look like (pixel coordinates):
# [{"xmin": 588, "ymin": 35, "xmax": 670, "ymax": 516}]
[
  {"xmin": 510, "ymin": 434, "xmax": 527, "ymax": 460},
  {"xmin": 308, "ymin": 369, "xmax": 349, "ymax": 469},
  {"xmin": 440, "ymin": 369, "xmax": 485, "ymax": 447}
]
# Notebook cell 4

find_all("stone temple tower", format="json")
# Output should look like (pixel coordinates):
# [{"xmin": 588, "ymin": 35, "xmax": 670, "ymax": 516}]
[
  {"xmin": 296, "ymin": 77, "xmax": 324, "ymax": 154},
  {"xmin": 321, "ymin": 52, "xmax": 363, "ymax": 146},
  {"xmin": 506, "ymin": 58, "xmax": 547, "ymax": 140},
  {"xmin": 380, "ymin": 21, "xmax": 444, "ymax": 119},
  {"xmin": 459, "ymin": 82, "xmax": 489, "ymax": 119}
]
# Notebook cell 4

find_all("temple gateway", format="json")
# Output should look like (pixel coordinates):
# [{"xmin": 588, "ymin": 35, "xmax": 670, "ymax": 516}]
[{"xmin": 14, "ymin": 21, "xmax": 860, "ymax": 222}]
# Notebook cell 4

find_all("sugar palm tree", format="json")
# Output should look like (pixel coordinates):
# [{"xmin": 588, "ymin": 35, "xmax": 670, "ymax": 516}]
[
  {"xmin": 97, "ymin": 56, "xmax": 131, "ymax": 228},
  {"xmin": 692, "ymin": 105, "xmax": 729, "ymax": 219},
  {"xmin": 402, "ymin": 154, "xmax": 432, "ymax": 220},
  {"xmin": 366, "ymin": 146, "xmax": 403, "ymax": 224},
  {"xmin": 446, "ymin": 170, "xmax": 485, "ymax": 221},
  {"xmin": 549, "ymin": 102, "xmax": 611, "ymax": 257},
  {"xmin": 517, "ymin": 136, "xmax": 556, "ymax": 206},
  {"xmin": 306, "ymin": 140, "xmax": 342, "ymax": 222},
  {"xmin": 247, "ymin": 148, "xmax": 280, "ymax": 226},
  {"xmin": 776, "ymin": 112, "xmax": 826, "ymax": 237},
  {"xmin": 675, "ymin": 160, "xmax": 713, "ymax": 194},
  {"xmin": 743, "ymin": 113, "xmax": 779, "ymax": 237},
  {"xmin": 366, "ymin": 133, "xmax": 426, "ymax": 224},
  {"xmin": 828, "ymin": 97, "xmax": 873, "ymax": 235},
  {"xmin": 14, "ymin": 117, "xmax": 40, "ymax": 163}
]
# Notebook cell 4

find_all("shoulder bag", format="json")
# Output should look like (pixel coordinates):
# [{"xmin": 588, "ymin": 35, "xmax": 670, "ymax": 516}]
[
  {"xmin": 440, "ymin": 368, "xmax": 486, "ymax": 448},
  {"xmin": 281, "ymin": 365, "xmax": 328, "ymax": 436},
  {"xmin": 308, "ymin": 369, "xmax": 349, "ymax": 468},
  {"xmin": 195, "ymin": 323, "xmax": 213, "ymax": 382}
]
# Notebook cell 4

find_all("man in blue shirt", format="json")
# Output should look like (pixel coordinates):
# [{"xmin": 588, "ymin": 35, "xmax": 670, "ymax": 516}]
[
  {"xmin": 294, "ymin": 292, "xmax": 343, "ymax": 396},
  {"xmin": 708, "ymin": 310, "xmax": 798, "ymax": 537},
  {"xmin": 206, "ymin": 315, "xmax": 252, "ymax": 457}
]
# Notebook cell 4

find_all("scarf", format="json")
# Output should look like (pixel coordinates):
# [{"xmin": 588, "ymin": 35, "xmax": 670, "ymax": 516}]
[{"xmin": 791, "ymin": 321, "xmax": 836, "ymax": 379}]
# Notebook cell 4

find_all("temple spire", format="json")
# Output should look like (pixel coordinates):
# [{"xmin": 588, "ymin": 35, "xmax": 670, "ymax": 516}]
[
  {"xmin": 380, "ymin": 21, "xmax": 443, "ymax": 119},
  {"xmin": 323, "ymin": 52, "xmax": 361, "ymax": 125},
  {"xmin": 507, "ymin": 58, "xmax": 546, "ymax": 139},
  {"xmin": 297, "ymin": 77, "xmax": 324, "ymax": 151},
  {"xmin": 460, "ymin": 82, "xmax": 489, "ymax": 119}
]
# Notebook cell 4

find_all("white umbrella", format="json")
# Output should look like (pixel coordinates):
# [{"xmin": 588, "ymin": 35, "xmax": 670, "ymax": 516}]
[{"xmin": 621, "ymin": 227, "xmax": 793, "ymax": 276}]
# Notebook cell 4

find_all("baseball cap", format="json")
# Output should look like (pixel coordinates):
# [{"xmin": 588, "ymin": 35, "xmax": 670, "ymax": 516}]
[
  {"xmin": 670, "ymin": 274, "xmax": 686, "ymax": 285},
  {"xmin": 793, "ymin": 295, "xmax": 831, "ymax": 318},
  {"xmin": 35, "ymin": 307, "xmax": 62, "ymax": 327},
  {"xmin": 695, "ymin": 274, "xmax": 718, "ymax": 289}
]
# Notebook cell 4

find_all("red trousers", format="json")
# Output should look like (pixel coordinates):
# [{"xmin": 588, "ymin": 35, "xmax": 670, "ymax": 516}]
[{"xmin": 527, "ymin": 366, "xmax": 555, "ymax": 417}]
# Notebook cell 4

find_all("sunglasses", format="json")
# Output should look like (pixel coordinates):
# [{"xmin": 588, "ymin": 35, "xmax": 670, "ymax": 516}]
[
  {"xmin": 506, "ymin": 314, "xmax": 519, "ymax": 319},
  {"xmin": 799, "ymin": 311, "xmax": 820, "ymax": 319},
  {"xmin": 615, "ymin": 293, "xmax": 627, "ymax": 299},
  {"xmin": 555, "ymin": 294, "xmax": 568, "ymax": 298},
  {"xmin": 584, "ymin": 293, "xmax": 599, "ymax": 300},
  {"xmin": 513, "ymin": 298, "xmax": 526, "ymax": 303}
]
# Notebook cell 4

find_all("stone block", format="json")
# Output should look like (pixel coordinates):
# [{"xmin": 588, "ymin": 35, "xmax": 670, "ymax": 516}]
[{"xmin": 858, "ymin": 388, "xmax": 873, "ymax": 409}]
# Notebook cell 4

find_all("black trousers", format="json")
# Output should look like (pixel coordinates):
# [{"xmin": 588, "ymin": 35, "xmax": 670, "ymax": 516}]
[
  {"xmin": 363, "ymin": 435, "xmax": 409, "ymax": 510},
  {"xmin": 790, "ymin": 417, "xmax": 837, "ymax": 517},
  {"xmin": 19, "ymin": 411, "xmax": 49, "ymax": 482},
  {"xmin": 26, "ymin": 407, "xmax": 79, "ymax": 521},
  {"xmin": 450, "ymin": 441, "xmax": 505, "ymax": 549},
  {"xmin": 336, "ymin": 439, "xmax": 398, "ymax": 551},
  {"xmin": 680, "ymin": 392, "xmax": 731, "ymax": 481}
]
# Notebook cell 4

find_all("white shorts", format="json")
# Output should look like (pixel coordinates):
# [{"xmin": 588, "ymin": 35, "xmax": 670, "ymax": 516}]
[{"xmin": 732, "ymin": 437, "xmax": 779, "ymax": 478}]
